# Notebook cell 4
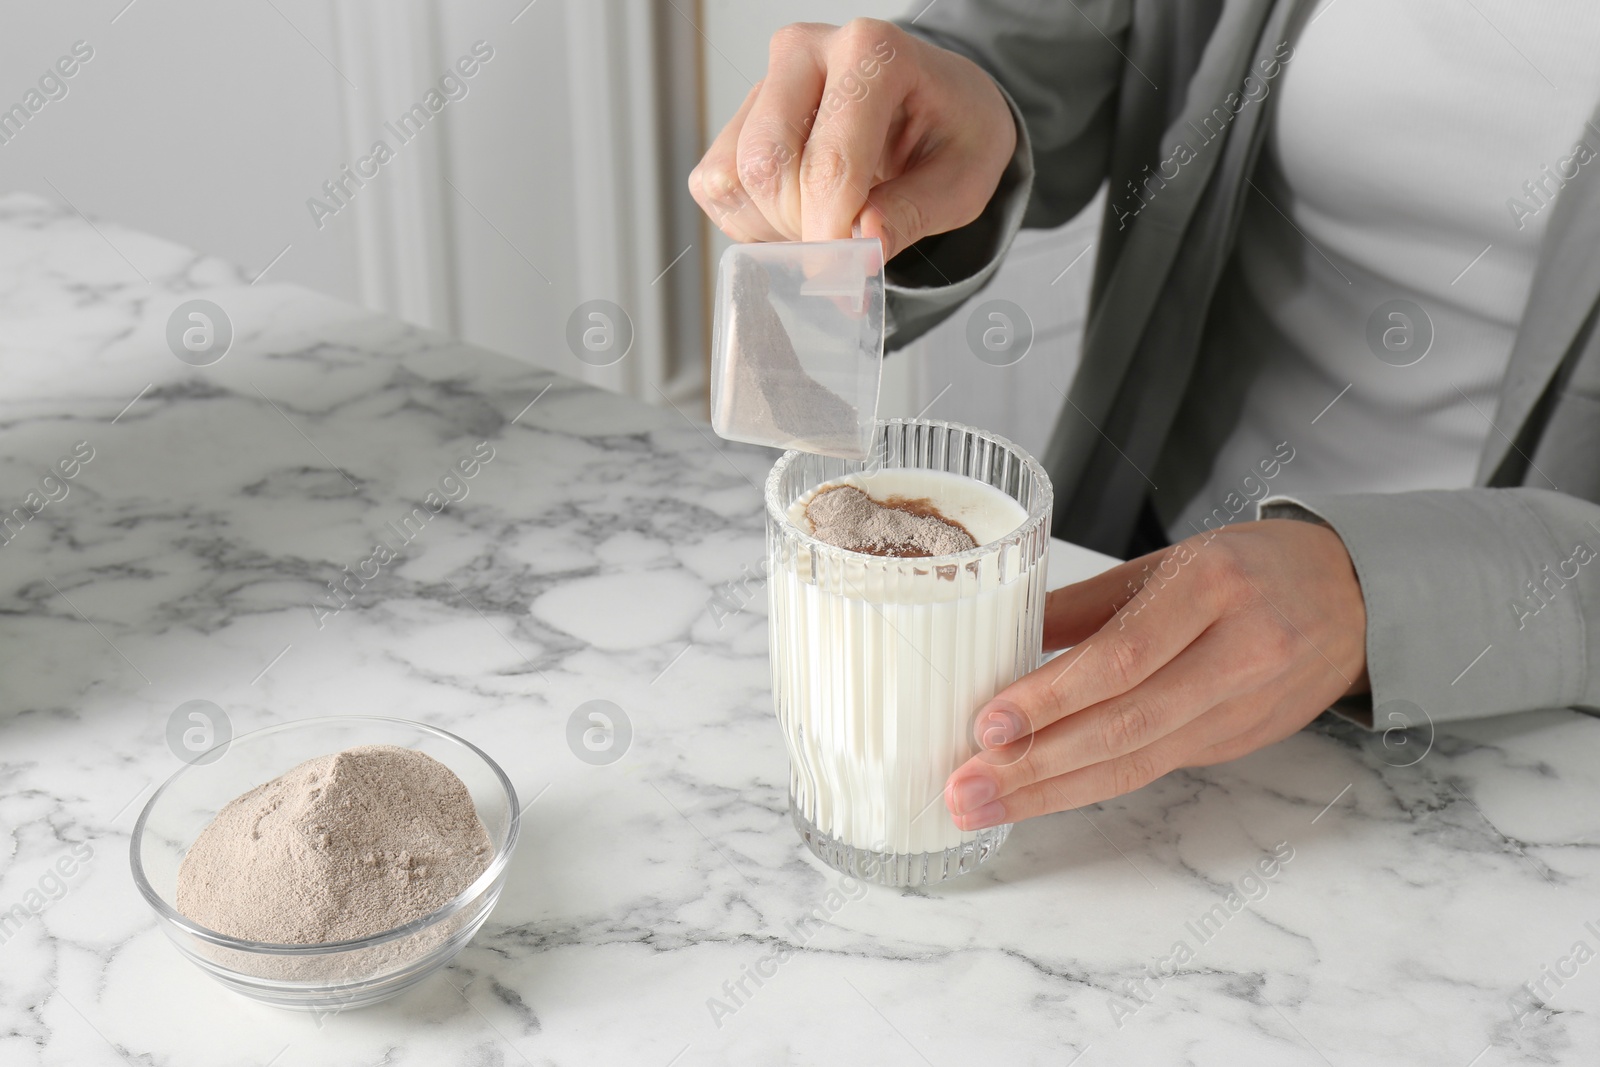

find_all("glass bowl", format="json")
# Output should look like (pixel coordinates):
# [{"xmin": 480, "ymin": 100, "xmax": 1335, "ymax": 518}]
[{"xmin": 130, "ymin": 715, "xmax": 519, "ymax": 1012}]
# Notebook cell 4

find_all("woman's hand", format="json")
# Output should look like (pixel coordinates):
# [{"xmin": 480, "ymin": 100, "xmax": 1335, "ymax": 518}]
[
  {"xmin": 946, "ymin": 520, "xmax": 1370, "ymax": 829},
  {"xmin": 687, "ymin": 19, "xmax": 1016, "ymax": 259}
]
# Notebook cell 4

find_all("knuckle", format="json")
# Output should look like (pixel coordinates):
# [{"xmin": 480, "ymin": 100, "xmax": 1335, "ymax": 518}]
[
  {"xmin": 769, "ymin": 23, "xmax": 817, "ymax": 57},
  {"xmin": 801, "ymin": 143, "xmax": 850, "ymax": 198},
  {"xmin": 1259, "ymin": 608, "xmax": 1300, "ymax": 663},
  {"xmin": 736, "ymin": 141, "xmax": 790, "ymax": 196},
  {"xmin": 698, "ymin": 161, "xmax": 742, "ymax": 206},
  {"xmin": 836, "ymin": 17, "xmax": 895, "ymax": 55},
  {"xmin": 688, "ymin": 163, "xmax": 722, "ymax": 207},
  {"xmin": 1110, "ymin": 748, "xmax": 1161, "ymax": 797},
  {"xmin": 1098, "ymin": 700, "xmax": 1156, "ymax": 757},
  {"xmin": 1196, "ymin": 538, "xmax": 1249, "ymax": 603},
  {"xmin": 1097, "ymin": 630, "xmax": 1148, "ymax": 691},
  {"xmin": 1210, "ymin": 537, "xmax": 1249, "ymax": 581}
]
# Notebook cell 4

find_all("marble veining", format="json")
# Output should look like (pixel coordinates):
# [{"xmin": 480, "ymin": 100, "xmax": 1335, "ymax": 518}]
[{"xmin": 1, "ymin": 191, "xmax": 1598, "ymax": 1066}]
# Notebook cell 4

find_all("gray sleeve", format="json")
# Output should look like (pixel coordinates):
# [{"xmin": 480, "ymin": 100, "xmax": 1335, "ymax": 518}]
[
  {"xmin": 1260, "ymin": 488, "xmax": 1600, "ymax": 728},
  {"xmin": 884, "ymin": 0, "xmax": 1130, "ymax": 349}
]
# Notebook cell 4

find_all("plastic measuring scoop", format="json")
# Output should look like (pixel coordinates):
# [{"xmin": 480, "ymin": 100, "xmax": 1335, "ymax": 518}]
[{"xmin": 709, "ymin": 230, "xmax": 885, "ymax": 459}]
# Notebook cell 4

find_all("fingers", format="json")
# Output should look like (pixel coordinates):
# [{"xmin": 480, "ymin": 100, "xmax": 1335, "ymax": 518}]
[
  {"xmin": 949, "ymin": 639, "xmax": 1344, "ymax": 828},
  {"xmin": 941, "ymin": 523, "xmax": 1367, "ymax": 829},
  {"xmin": 692, "ymin": 18, "xmax": 1017, "ymax": 256},
  {"xmin": 736, "ymin": 24, "xmax": 829, "ymax": 237},
  {"xmin": 798, "ymin": 24, "xmax": 905, "ymax": 243},
  {"xmin": 688, "ymin": 82, "xmax": 786, "ymax": 243},
  {"xmin": 951, "ymin": 691, "xmax": 1259, "ymax": 829},
  {"xmin": 975, "ymin": 540, "xmax": 1228, "ymax": 744},
  {"xmin": 951, "ymin": 625, "xmax": 1263, "ymax": 812},
  {"xmin": 955, "ymin": 733, "xmax": 1185, "ymax": 828},
  {"xmin": 964, "ymin": 682, "xmax": 1329, "ymax": 826}
]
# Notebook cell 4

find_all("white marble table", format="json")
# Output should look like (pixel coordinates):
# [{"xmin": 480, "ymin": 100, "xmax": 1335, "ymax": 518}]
[{"xmin": 2, "ymin": 190, "xmax": 1598, "ymax": 1066}]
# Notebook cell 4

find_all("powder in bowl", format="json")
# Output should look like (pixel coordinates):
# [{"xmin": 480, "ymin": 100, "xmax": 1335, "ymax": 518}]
[{"xmin": 176, "ymin": 744, "xmax": 491, "ymax": 944}]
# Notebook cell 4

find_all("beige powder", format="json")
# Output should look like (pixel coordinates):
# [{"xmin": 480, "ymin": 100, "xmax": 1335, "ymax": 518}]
[
  {"xmin": 176, "ymin": 744, "xmax": 491, "ymax": 945},
  {"xmin": 804, "ymin": 483, "xmax": 978, "ymax": 557},
  {"xmin": 724, "ymin": 251, "xmax": 866, "ymax": 455}
]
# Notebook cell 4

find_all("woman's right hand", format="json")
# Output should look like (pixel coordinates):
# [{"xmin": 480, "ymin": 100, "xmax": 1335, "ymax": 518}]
[{"xmin": 687, "ymin": 18, "xmax": 1018, "ymax": 261}]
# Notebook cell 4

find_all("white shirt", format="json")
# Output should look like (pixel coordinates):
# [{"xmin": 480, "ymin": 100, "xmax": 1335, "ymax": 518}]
[{"xmin": 1171, "ymin": 0, "xmax": 1600, "ymax": 540}]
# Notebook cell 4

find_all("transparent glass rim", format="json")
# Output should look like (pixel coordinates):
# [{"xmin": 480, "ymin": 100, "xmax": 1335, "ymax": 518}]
[
  {"xmin": 128, "ymin": 714, "xmax": 520, "ymax": 956},
  {"xmin": 763, "ymin": 417, "xmax": 1053, "ymax": 566}
]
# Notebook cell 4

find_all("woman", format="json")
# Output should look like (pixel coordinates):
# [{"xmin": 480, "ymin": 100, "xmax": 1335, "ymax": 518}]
[{"xmin": 687, "ymin": 0, "xmax": 1600, "ymax": 832}]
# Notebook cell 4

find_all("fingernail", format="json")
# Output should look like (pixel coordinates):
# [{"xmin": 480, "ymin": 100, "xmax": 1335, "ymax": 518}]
[
  {"xmin": 957, "ymin": 800, "xmax": 1006, "ymax": 830},
  {"xmin": 978, "ymin": 712, "xmax": 1017, "ymax": 748},
  {"xmin": 974, "ymin": 701, "xmax": 1028, "ymax": 749},
  {"xmin": 949, "ymin": 776, "xmax": 998, "ymax": 814}
]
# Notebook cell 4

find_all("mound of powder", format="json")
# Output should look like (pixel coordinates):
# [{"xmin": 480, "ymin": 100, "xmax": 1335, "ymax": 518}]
[
  {"xmin": 176, "ymin": 744, "xmax": 491, "ymax": 945},
  {"xmin": 804, "ymin": 483, "xmax": 978, "ymax": 557}
]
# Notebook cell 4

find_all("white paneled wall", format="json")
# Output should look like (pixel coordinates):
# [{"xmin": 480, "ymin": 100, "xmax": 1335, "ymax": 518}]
[
  {"xmin": 0, "ymin": 1, "xmax": 703, "ymax": 404},
  {"xmin": 0, "ymin": 0, "xmax": 359, "ymax": 299},
  {"xmin": 329, "ymin": 2, "xmax": 457, "ymax": 332}
]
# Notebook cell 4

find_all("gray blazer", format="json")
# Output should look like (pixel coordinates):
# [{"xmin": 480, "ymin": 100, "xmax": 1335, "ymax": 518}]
[{"xmin": 886, "ymin": 0, "xmax": 1600, "ymax": 725}]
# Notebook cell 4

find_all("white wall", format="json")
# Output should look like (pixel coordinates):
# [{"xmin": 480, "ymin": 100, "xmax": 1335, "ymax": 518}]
[{"xmin": 0, "ymin": 0, "xmax": 359, "ymax": 299}]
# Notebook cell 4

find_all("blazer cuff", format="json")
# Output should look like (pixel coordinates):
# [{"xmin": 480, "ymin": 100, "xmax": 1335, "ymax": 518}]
[
  {"xmin": 1258, "ymin": 490, "xmax": 1592, "ymax": 730},
  {"xmin": 878, "ymin": 47, "xmax": 1035, "ymax": 350}
]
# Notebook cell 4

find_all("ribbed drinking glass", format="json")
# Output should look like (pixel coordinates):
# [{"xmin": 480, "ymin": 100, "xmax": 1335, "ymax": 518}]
[{"xmin": 765, "ymin": 418, "xmax": 1052, "ymax": 886}]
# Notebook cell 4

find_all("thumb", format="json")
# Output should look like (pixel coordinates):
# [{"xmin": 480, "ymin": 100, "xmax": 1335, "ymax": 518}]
[{"xmin": 857, "ymin": 154, "xmax": 973, "ymax": 261}]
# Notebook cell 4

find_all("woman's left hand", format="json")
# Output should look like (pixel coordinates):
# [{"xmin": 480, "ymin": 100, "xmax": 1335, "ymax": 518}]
[{"xmin": 945, "ymin": 519, "xmax": 1369, "ymax": 830}]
